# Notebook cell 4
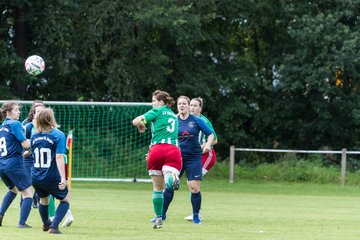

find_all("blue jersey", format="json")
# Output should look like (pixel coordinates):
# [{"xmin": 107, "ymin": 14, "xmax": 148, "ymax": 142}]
[
  {"xmin": 178, "ymin": 114, "xmax": 213, "ymax": 158},
  {"xmin": 0, "ymin": 118, "xmax": 27, "ymax": 169},
  {"xmin": 23, "ymin": 122, "xmax": 37, "ymax": 162},
  {"xmin": 31, "ymin": 129, "xmax": 66, "ymax": 182}
]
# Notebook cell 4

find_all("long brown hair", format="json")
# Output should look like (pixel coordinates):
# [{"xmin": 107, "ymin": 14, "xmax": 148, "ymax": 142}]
[
  {"xmin": 152, "ymin": 90, "xmax": 175, "ymax": 107},
  {"xmin": 35, "ymin": 108, "xmax": 59, "ymax": 132},
  {"xmin": 0, "ymin": 102, "xmax": 19, "ymax": 122},
  {"xmin": 26, "ymin": 100, "xmax": 45, "ymax": 123}
]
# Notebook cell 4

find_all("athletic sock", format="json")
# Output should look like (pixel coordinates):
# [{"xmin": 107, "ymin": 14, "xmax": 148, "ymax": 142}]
[
  {"xmin": 191, "ymin": 192, "xmax": 202, "ymax": 215},
  {"xmin": 162, "ymin": 188, "xmax": 174, "ymax": 219},
  {"xmin": 152, "ymin": 191, "xmax": 164, "ymax": 217},
  {"xmin": 51, "ymin": 201, "xmax": 69, "ymax": 229},
  {"xmin": 0, "ymin": 191, "xmax": 17, "ymax": 215},
  {"xmin": 19, "ymin": 197, "xmax": 32, "ymax": 225},
  {"xmin": 48, "ymin": 195, "xmax": 55, "ymax": 219},
  {"xmin": 39, "ymin": 203, "xmax": 50, "ymax": 225}
]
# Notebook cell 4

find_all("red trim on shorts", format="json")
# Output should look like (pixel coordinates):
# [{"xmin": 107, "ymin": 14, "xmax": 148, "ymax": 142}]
[{"xmin": 202, "ymin": 148, "xmax": 216, "ymax": 171}]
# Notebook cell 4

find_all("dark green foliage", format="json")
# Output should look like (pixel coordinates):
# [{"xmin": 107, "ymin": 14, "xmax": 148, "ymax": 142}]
[{"xmin": 2, "ymin": 0, "xmax": 360, "ymax": 163}]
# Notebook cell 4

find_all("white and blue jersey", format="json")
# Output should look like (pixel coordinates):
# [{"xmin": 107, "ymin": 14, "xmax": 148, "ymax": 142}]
[
  {"xmin": 178, "ymin": 115, "xmax": 213, "ymax": 181},
  {"xmin": 31, "ymin": 129, "xmax": 66, "ymax": 182},
  {"xmin": 0, "ymin": 118, "xmax": 27, "ymax": 169}
]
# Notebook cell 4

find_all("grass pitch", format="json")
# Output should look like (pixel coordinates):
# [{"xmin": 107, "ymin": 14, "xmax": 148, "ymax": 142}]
[{"xmin": 1, "ymin": 180, "xmax": 360, "ymax": 240}]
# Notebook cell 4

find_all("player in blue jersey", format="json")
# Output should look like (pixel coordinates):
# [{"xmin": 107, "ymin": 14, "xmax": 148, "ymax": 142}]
[
  {"xmin": 30, "ymin": 108, "xmax": 70, "ymax": 234},
  {"xmin": 162, "ymin": 95, "xmax": 214, "ymax": 225},
  {"xmin": 22, "ymin": 101, "xmax": 45, "ymax": 209},
  {"xmin": 133, "ymin": 90, "xmax": 182, "ymax": 229},
  {"xmin": 184, "ymin": 97, "xmax": 218, "ymax": 221},
  {"xmin": 0, "ymin": 102, "xmax": 33, "ymax": 228}
]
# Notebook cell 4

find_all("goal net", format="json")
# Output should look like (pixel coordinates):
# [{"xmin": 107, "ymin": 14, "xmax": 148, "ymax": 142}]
[{"xmin": 2, "ymin": 100, "xmax": 152, "ymax": 182}]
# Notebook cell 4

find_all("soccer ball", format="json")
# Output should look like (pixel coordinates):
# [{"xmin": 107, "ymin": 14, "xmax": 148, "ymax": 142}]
[{"xmin": 25, "ymin": 55, "xmax": 45, "ymax": 76}]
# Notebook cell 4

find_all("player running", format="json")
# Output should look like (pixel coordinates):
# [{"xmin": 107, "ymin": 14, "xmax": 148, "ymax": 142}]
[
  {"xmin": 30, "ymin": 108, "xmax": 70, "ymax": 234},
  {"xmin": 132, "ymin": 90, "xmax": 182, "ymax": 229},
  {"xmin": 0, "ymin": 102, "xmax": 33, "ymax": 228}
]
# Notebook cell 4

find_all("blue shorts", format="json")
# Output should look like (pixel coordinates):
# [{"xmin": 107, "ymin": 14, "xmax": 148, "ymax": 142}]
[
  {"xmin": 0, "ymin": 166, "xmax": 31, "ymax": 191},
  {"xmin": 180, "ymin": 155, "xmax": 202, "ymax": 181},
  {"xmin": 23, "ymin": 158, "xmax": 33, "ymax": 179},
  {"xmin": 32, "ymin": 178, "xmax": 68, "ymax": 201}
]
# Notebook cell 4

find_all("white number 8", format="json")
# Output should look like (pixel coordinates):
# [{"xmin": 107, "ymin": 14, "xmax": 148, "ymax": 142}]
[{"xmin": 0, "ymin": 137, "xmax": 7, "ymax": 157}]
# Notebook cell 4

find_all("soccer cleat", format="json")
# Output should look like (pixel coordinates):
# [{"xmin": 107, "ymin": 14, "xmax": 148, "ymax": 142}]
[
  {"xmin": 193, "ymin": 215, "xmax": 201, "ymax": 225},
  {"xmin": 48, "ymin": 227, "xmax": 62, "ymax": 234},
  {"xmin": 62, "ymin": 215, "xmax": 74, "ymax": 227},
  {"xmin": 153, "ymin": 217, "xmax": 163, "ymax": 229},
  {"xmin": 43, "ymin": 224, "xmax": 51, "ymax": 232},
  {"xmin": 32, "ymin": 202, "xmax": 38, "ymax": 209},
  {"xmin": 17, "ymin": 223, "xmax": 32, "ymax": 228},
  {"xmin": 150, "ymin": 213, "xmax": 166, "ymax": 223},
  {"xmin": 184, "ymin": 210, "xmax": 202, "ymax": 221},
  {"xmin": 171, "ymin": 172, "xmax": 180, "ymax": 191},
  {"xmin": 0, "ymin": 214, "xmax": 3, "ymax": 226},
  {"xmin": 184, "ymin": 214, "xmax": 193, "ymax": 221}
]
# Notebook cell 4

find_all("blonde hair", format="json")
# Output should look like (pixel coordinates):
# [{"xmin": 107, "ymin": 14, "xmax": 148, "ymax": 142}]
[
  {"xmin": 35, "ymin": 108, "xmax": 59, "ymax": 132},
  {"xmin": 177, "ymin": 95, "xmax": 190, "ymax": 104}
]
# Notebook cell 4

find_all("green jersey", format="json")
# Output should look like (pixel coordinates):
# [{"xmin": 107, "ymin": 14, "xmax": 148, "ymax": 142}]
[
  {"xmin": 199, "ymin": 114, "xmax": 217, "ymax": 146},
  {"xmin": 143, "ymin": 106, "xmax": 178, "ymax": 146}
]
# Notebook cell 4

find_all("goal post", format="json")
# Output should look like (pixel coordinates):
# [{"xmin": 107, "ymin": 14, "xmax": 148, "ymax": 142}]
[{"xmin": 0, "ymin": 100, "xmax": 152, "ymax": 182}]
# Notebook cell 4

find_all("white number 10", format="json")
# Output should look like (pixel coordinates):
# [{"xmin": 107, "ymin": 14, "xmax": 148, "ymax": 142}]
[{"xmin": 34, "ymin": 147, "xmax": 52, "ymax": 168}]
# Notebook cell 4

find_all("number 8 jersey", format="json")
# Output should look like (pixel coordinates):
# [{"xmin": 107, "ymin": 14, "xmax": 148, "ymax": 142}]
[
  {"xmin": 30, "ymin": 129, "xmax": 66, "ymax": 182},
  {"xmin": 0, "ymin": 119, "xmax": 27, "ymax": 168}
]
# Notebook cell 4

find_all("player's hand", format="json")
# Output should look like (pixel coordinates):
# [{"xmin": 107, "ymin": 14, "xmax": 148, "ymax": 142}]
[
  {"xmin": 23, "ymin": 150, "xmax": 31, "ymax": 157},
  {"xmin": 58, "ymin": 179, "xmax": 67, "ymax": 190},
  {"xmin": 137, "ymin": 125, "xmax": 146, "ymax": 133},
  {"xmin": 145, "ymin": 153, "xmax": 149, "ymax": 162},
  {"xmin": 203, "ymin": 145, "xmax": 211, "ymax": 153}
]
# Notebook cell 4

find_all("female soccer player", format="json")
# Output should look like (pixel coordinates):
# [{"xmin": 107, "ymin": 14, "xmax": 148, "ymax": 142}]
[
  {"xmin": 23, "ymin": 101, "xmax": 45, "ymax": 208},
  {"xmin": 190, "ymin": 97, "xmax": 218, "ymax": 176},
  {"xmin": 0, "ymin": 102, "xmax": 33, "ymax": 228},
  {"xmin": 184, "ymin": 97, "xmax": 218, "ymax": 221},
  {"xmin": 132, "ymin": 90, "xmax": 182, "ymax": 229},
  {"xmin": 162, "ymin": 96, "xmax": 214, "ymax": 225},
  {"xmin": 31, "ymin": 108, "xmax": 70, "ymax": 234}
]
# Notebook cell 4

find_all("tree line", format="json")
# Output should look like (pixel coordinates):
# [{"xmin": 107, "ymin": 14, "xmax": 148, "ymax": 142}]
[{"xmin": 1, "ymin": 0, "xmax": 360, "ymax": 161}]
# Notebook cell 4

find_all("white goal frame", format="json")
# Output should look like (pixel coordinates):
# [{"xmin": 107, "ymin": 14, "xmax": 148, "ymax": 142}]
[
  {"xmin": 0, "ymin": 100, "xmax": 152, "ymax": 183},
  {"xmin": 229, "ymin": 146, "xmax": 360, "ymax": 186}
]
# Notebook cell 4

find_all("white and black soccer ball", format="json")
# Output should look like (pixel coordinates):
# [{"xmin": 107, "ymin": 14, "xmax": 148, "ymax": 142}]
[{"xmin": 25, "ymin": 55, "xmax": 45, "ymax": 76}]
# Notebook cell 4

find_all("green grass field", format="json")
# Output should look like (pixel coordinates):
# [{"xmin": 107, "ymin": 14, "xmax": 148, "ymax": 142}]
[{"xmin": 1, "ymin": 180, "xmax": 360, "ymax": 240}]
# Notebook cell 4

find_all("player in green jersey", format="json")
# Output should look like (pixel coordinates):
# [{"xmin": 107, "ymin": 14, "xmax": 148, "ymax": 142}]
[{"xmin": 132, "ymin": 90, "xmax": 182, "ymax": 229}]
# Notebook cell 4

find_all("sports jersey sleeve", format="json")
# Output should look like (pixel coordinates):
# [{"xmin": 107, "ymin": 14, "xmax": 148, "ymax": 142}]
[
  {"xmin": 143, "ymin": 108, "xmax": 161, "ymax": 124},
  {"xmin": 205, "ymin": 119, "xmax": 217, "ymax": 140},
  {"xmin": 25, "ymin": 123, "xmax": 33, "ymax": 139},
  {"xmin": 195, "ymin": 117, "xmax": 213, "ymax": 136},
  {"xmin": 56, "ymin": 131, "xmax": 67, "ymax": 154},
  {"xmin": 11, "ymin": 121, "xmax": 27, "ymax": 142}
]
